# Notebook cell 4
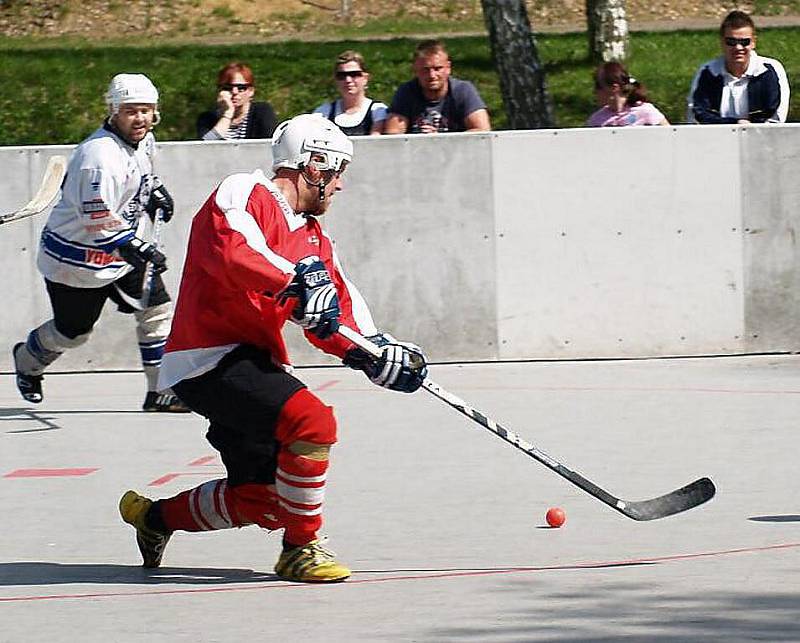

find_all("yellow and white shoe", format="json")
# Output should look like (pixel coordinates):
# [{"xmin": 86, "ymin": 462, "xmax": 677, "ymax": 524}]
[
  {"xmin": 119, "ymin": 490, "xmax": 172, "ymax": 568},
  {"xmin": 274, "ymin": 539, "xmax": 351, "ymax": 583}
]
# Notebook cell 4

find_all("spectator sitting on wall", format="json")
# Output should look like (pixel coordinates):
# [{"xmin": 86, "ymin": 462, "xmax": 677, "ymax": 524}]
[
  {"xmin": 587, "ymin": 62, "xmax": 669, "ymax": 127},
  {"xmin": 687, "ymin": 10, "xmax": 790, "ymax": 124},
  {"xmin": 384, "ymin": 39, "xmax": 491, "ymax": 134},
  {"xmin": 197, "ymin": 62, "xmax": 278, "ymax": 140},
  {"xmin": 312, "ymin": 50, "xmax": 387, "ymax": 136}
]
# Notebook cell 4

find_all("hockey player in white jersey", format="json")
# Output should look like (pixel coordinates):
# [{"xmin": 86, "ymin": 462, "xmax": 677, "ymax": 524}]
[{"xmin": 12, "ymin": 73, "xmax": 189, "ymax": 413}]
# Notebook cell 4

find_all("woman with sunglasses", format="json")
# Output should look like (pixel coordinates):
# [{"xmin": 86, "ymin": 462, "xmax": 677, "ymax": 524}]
[
  {"xmin": 312, "ymin": 50, "xmax": 387, "ymax": 136},
  {"xmin": 197, "ymin": 62, "xmax": 277, "ymax": 140},
  {"xmin": 587, "ymin": 62, "xmax": 669, "ymax": 128}
]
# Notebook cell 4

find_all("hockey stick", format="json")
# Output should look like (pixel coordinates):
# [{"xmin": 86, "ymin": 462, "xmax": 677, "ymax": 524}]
[
  {"xmin": 139, "ymin": 209, "xmax": 165, "ymax": 310},
  {"xmin": 0, "ymin": 155, "xmax": 67, "ymax": 225},
  {"xmin": 337, "ymin": 325, "xmax": 716, "ymax": 521}
]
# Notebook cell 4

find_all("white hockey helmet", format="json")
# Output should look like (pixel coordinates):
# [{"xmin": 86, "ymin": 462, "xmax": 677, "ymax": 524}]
[
  {"xmin": 105, "ymin": 73, "xmax": 159, "ymax": 115},
  {"xmin": 271, "ymin": 114, "xmax": 353, "ymax": 173}
]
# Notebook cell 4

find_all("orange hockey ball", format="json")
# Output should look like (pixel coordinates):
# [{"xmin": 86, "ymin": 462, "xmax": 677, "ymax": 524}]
[{"xmin": 546, "ymin": 507, "xmax": 566, "ymax": 528}]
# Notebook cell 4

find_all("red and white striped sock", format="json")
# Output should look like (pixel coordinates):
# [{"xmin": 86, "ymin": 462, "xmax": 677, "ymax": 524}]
[
  {"xmin": 157, "ymin": 479, "xmax": 282, "ymax": 532},
  {"xmin": 275, "ymin": 451, "xmax": 327, "ymax": 546}
]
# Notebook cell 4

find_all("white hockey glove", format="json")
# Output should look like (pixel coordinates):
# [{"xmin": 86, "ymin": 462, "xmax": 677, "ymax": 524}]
[
  {"xmin": 343, "ymin": 332, "xmax": 428, "ymax": 394},
  {"xmin": 281, "ymin": 256, "xmax": 340, "ymax": 339}
]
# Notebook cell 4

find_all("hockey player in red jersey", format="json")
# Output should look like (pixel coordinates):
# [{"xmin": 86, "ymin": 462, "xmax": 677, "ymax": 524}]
[{"xmin": 119, "ymin": 114, "xmax": 428, "ymax": 582}]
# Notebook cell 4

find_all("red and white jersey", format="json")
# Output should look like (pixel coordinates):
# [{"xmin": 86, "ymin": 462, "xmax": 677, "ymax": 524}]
[{"xmin": 159, "ymin": 170, "xmax": 376, "ymax": 389}]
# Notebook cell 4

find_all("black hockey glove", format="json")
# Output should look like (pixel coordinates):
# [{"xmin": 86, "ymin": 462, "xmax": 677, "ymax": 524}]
[
  {"xmin": 145, "ymin": 182, "xmax": 174, "ymax": 223},
  {"xmin": 343, "ymin": 332, "xmax": 428, "ymax": 394},
  {"xmin": 117, "ymin": 237, "xmax": 167, "ymax": 274},
  {"xmin": 281, "ymin": 256, "xmax": 340, "ymax": 339}
]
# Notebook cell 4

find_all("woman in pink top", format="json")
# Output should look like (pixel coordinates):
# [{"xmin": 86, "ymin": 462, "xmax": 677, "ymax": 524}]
[{"xmin": 587, "ymin": 62, "xmax": 670, "ymax": 127}]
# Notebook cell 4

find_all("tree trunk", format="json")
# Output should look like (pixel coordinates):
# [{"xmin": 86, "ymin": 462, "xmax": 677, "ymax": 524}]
[
  {"xmin": 480, "ymin": 0, "xmax": 554, "ymax": 129},
  {"xmin": 586, "ymin": 0, "xmax": 629, "ymax": 63}
]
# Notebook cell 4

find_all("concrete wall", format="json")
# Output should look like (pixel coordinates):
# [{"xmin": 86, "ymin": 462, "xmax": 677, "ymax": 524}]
[
  {"xmin": 493, "ymin": 126, "xmax": 747, "ymax": 358},
  {"xmin": 1, "ymin": 125, "xmax": 799, "ymax": 372},
  {"xmin": 741, "ymin": 127, "xmax": 800, "ymax": 352}
]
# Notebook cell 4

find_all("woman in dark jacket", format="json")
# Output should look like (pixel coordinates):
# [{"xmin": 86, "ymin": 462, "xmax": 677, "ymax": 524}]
[{"xmin": 197, "ymin": 62, "xmax": 277, "ymax": 140}]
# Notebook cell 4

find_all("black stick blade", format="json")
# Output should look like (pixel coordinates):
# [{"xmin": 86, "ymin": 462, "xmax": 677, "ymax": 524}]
[{"xmin": 617, "ymin": 477, "xmax": 716, "ymax": 521}]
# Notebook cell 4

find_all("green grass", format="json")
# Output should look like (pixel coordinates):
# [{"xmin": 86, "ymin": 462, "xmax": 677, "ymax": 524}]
[
  {"xmin": 753, "ymin": 0, "xmax": 800, "ymax": 15},
  {"xmin": 317, "ymin": 14, "xmax": 488, "ymax": 39},
  {"xmin": 0, "ymin": 26, "xmax": 798, "ymax": 146},
  {"xmin": 210, "ymin": 5, "xmax": 236, "ymax": 20}
]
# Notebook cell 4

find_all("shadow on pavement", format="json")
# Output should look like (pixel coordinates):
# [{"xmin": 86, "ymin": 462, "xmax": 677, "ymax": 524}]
[
  {"xmin": 428, "ymin": 580, "xmax": 800, "ymax": 641},
  {"xmin": 0, "ymin": 407, "xmax": 61, "ymax": 431},
  {"xmin": 0, "ymin": 562, "xmax": 275, "ymax": 586}
]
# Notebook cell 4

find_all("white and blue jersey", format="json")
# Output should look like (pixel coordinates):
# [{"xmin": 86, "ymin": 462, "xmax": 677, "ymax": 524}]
[{"xmin": 37, "ymin": 123, "xmax": 157, "ymax": 288}]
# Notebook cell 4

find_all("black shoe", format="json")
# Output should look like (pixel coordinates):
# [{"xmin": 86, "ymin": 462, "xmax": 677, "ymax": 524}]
[
  {"xmin": 13, "ymin": 343, "xmax": 43, "ymax": 404},
  {"xmin": 142, "ymin": 391, "xmax": 191, "ymax": 413}
]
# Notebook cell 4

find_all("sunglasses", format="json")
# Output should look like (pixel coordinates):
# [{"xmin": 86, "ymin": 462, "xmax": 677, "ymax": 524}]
[
  {"xmin": 335, "ymin": 70, "xmax": 364, "ymax": 80},
  {"xmin": 724, "ymin": 37, "xmax": 752, "ymax": 47},
  {"xmin": 219, "ymin": 83, "xmax": 252, "ymax": 92}
]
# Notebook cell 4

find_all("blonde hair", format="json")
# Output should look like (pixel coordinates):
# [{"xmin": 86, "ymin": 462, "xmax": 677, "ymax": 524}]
[{"xmin": 334, "ymin": 50, "xmax": 368, "ymax": 74}]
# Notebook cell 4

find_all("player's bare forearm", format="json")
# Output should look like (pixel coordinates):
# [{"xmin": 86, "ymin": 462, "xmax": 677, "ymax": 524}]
[{"xmin": 383, "ymin": 113, "xmax": 409, "ymax": 134}]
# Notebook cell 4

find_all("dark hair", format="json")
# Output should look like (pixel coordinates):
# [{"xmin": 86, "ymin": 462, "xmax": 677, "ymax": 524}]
[
  {"xmin": 720, "ymin": 10, "xmax": 755, "ymax": 36},
  {"xmin": 335, "ymin": 50, "xmax": 368, "ymax": 74},
  {"xmin": 217, "ymin": 62, "xmax": 255, "ymax": 87},
  {"xmin": 594, "ymin": 62, "xmax": 648, "ymax": 107},
  {"xmin": 414, "ymin": 39, "xmax": 448, "ymax": 61}
]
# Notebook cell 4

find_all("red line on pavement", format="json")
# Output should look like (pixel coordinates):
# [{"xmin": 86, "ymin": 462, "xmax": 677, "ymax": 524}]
[
  {"xmin": 147, "ymin": 471, "xmax": 221, "ymax": 487},
  {"xmin": 187, "ymin": 456, "xmax": 218, "ymax": 467},
  {"xmin": 1, "ymin": 541, "xmax": 797, "ymax": 603},
  {"xmin": 3, "ymin": 468, "xmax": 98, "ymax": 478},
  {"xmin": 314, "ymin": 380, "xmax": 340, "ymax": 391}
]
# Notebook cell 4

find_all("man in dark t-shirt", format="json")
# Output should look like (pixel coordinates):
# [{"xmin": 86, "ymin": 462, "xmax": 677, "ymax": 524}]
[{"xmin": 385, "ymin": 39, "xmax": 491, "ymax": 134}]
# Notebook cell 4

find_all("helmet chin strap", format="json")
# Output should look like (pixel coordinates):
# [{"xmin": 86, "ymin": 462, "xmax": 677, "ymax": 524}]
[{"xmin": 300, "ymin": 166, "xmax": 327, "ymax": 214}]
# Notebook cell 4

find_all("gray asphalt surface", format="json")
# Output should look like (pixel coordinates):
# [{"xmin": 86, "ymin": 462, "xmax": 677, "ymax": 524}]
[{"xmin": 1, "ymin": 355, "xmax": 799, "ymax": 641}]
